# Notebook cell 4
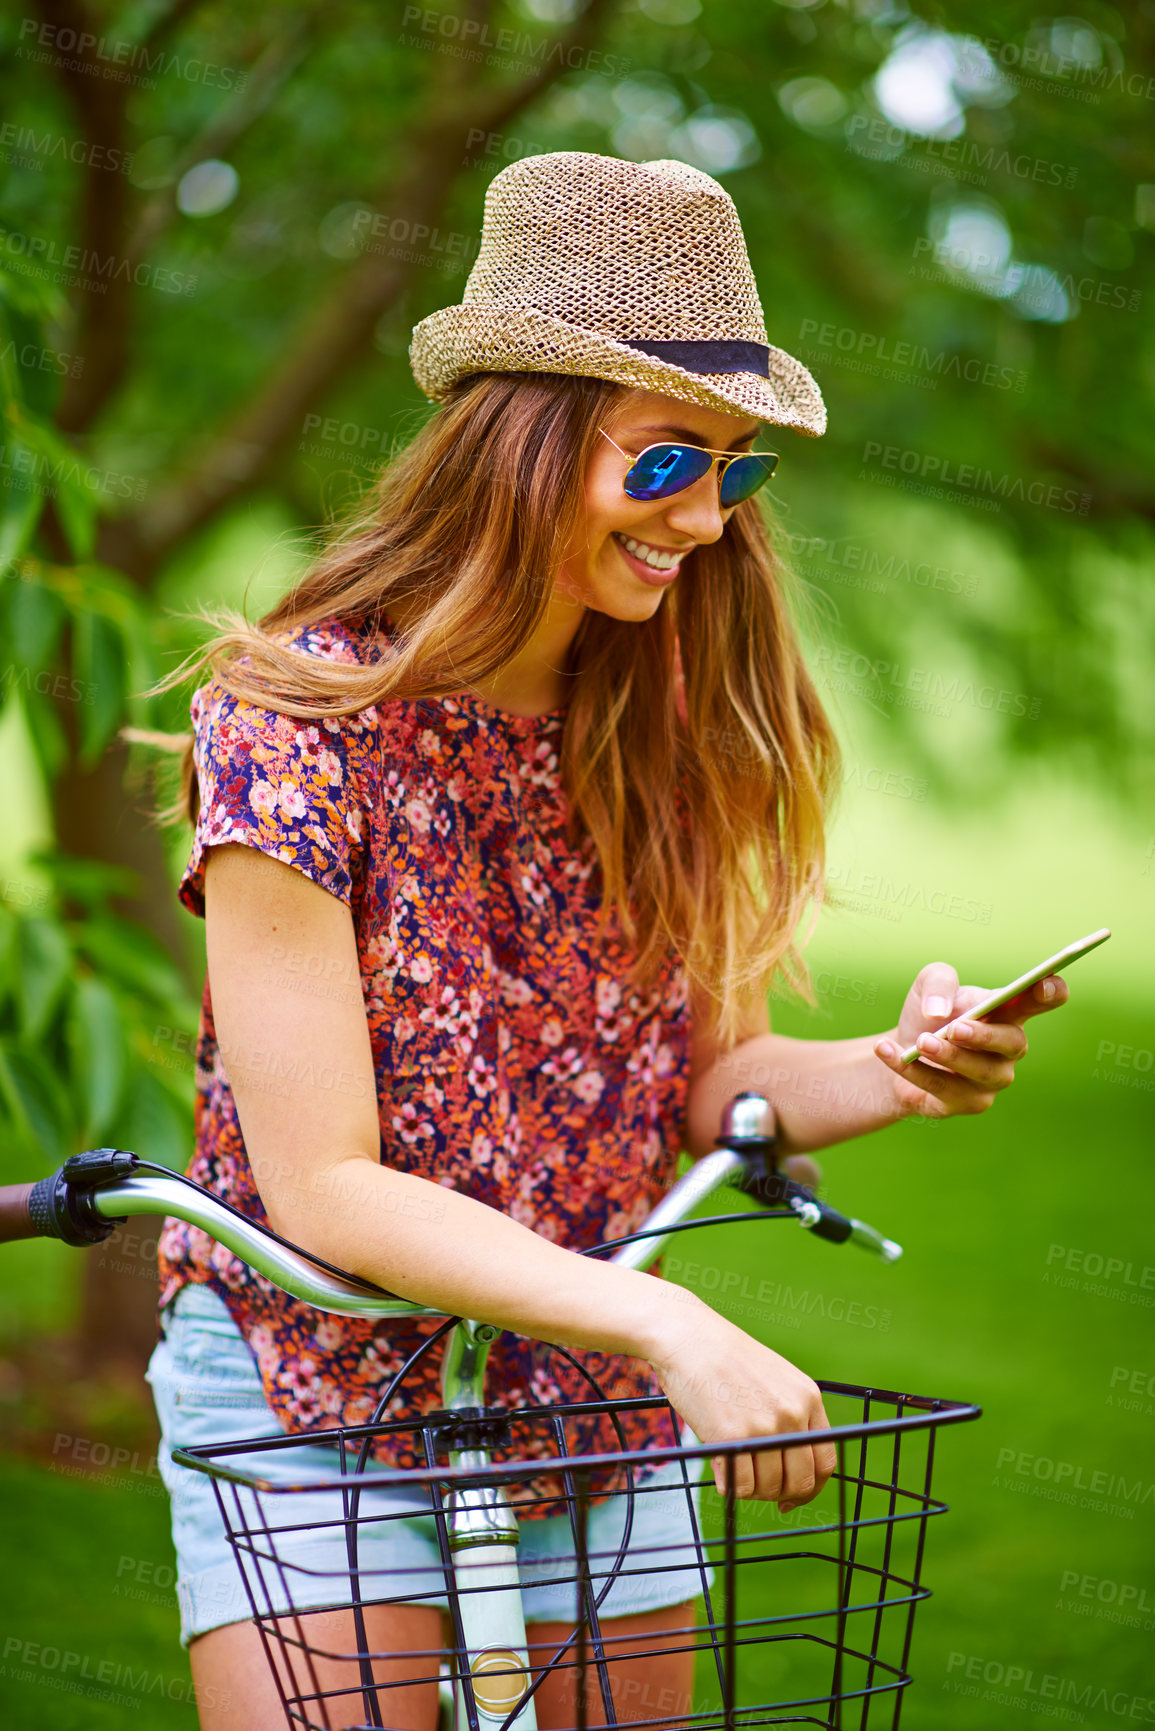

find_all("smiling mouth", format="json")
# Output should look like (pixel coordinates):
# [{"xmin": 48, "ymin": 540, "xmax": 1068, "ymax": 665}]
[{"xmin": 612, "ymin": 532, "xmax": 690, "ymax": 572}]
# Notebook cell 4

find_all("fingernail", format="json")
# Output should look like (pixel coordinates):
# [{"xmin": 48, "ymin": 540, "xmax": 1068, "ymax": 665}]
[
  {"xmin": 918, "ymin": 1033, "xmax": 943, "ymax": 1056},
  {"xmin": 924, "ymin": 995, "xmax": 952, "ymax": 1018},
  {"xmin": 1040, "ymin": 978, "xmax": 1057, "ymax": 1000},
  {"xmin": 875, "ymin": 1039, "xmax": 895, "ymax": 1060}
]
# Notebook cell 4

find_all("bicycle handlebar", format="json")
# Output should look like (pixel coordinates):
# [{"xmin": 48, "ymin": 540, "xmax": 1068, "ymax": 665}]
[{"xmin": 0, "ymin": 1092, "xmax": 902, "ymax": 1317}]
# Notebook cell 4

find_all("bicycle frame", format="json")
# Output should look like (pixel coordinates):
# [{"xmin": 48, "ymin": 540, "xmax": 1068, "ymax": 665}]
[
  {"xmin": 4, "ymin": 1091, "xmax": 972, "ymax": 1731},
  {"xmin": 104, "ymin": 1145, "xmax": 760, "ymax": 1731}
]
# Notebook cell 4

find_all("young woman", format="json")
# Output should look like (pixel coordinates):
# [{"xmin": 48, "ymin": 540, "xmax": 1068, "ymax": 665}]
[{"xmin": 148, "ymin": 153, "xmax": 1068, "ymax": 1730}]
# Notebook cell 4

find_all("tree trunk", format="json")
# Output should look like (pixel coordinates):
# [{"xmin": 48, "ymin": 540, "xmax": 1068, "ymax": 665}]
[{"xmin": 55, "ymin": 738, "xmax": 192, "ymax": 1376}]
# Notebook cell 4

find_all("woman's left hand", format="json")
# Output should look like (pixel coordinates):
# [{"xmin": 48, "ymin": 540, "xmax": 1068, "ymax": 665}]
[{"xmin": 871, "ymin": 963, "xmax": 1070, "ymax": 1119}]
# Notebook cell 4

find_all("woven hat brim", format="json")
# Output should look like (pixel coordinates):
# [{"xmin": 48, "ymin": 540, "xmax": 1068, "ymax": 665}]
[{"xmin": 409, "ymin": 304, "xmax": 826, "ymax": 437}]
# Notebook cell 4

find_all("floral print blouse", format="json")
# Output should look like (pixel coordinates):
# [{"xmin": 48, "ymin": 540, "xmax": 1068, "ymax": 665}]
[{"xmin": 157, "ymin": 612, "xmax": 693, "ymax": 1510}]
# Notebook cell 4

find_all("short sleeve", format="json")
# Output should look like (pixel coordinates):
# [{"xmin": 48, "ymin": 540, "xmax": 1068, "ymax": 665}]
[{"xmin": 179, "ymin": 667, "xmax": 378, "ymax": 921}]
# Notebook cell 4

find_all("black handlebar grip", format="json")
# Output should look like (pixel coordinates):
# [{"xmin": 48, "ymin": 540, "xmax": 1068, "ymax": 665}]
[
  {"xmin": 25, "ymin": 1168, "xmax": 121, "ymax": 1247},
  {"xmin": 730, "ymin": 1158, "xmax": 855, "ymax": 1244},
  {"xmin": 802, "ymin": 1200, "xmax": 854, "ymax": 1245}
]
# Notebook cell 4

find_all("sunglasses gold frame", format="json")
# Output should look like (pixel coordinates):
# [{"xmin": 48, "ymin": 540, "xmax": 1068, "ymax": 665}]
[{"xmin": 598, "ymin": 428, "xmax": 780, "ymax": 502}]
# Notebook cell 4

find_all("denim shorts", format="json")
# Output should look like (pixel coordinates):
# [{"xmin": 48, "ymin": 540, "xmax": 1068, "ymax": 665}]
[{"xmin": 147, "ymin": 1285, "xmax": 712, "ymax": 1648}]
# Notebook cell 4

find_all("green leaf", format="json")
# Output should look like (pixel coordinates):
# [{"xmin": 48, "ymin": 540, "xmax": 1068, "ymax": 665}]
[
  {"xmin": 14, "ymin": 915, "xmax": 72, "ymax": 1041},
  {"xmin": 0, "ymin": 265, "xmax": 69, "ymax": 324},
  {"xmin": 52, "ymin": 470, "xmax": 97, "ymax": 561},
  {"xmin": 8, "ymin": 416, "xmax": 96, "ymax": 561},
  {"xmin": 0, "ymin": 1045, "xmax": 73, "ymax": 1166},
  {"xmin": 0, "ymin": 902, "xmax": 15, "ymax": 980},
  {"xmin": 30, "ymin": 847, "xmax": 139, "ymax": 909},
  {"xmin": 0, "ymin": 904, "xmax": 16, "ymax": 1021},
  {"xmin": 6, "ymin": 574, "xmax": 66, "ymax": 670},
  {"xmin": 71, "ymin": 607, "xmax": 126, "ymax": 765},
  {"xmin": 114, "ymin": 1065, "xmax": 190, "ymax": 1172},
  {"xmin": 77, "ymin": 913, "xmax": 195, "ymax": 1015},
  {"xmin": 66, "ymin": 974, "xmax": 127, "ymax": 1142},
  {"xmin": 0, "ymin": 473, "xmax": 43, "ymax": 574},
  {"xmin": 19, "ymin": 685, "xmax": 69, "ymax": 783}
]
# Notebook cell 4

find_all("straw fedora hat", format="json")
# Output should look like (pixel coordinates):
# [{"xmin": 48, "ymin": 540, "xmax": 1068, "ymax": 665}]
[{"xmin": 409, "ymin": 151, "xmax": 826, "ymax": 437}]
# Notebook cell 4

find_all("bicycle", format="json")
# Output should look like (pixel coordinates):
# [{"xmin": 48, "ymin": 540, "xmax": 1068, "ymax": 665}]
[{"xmin": 0, "ymin": 1091, "xmax": 980, "ymax": 1730}]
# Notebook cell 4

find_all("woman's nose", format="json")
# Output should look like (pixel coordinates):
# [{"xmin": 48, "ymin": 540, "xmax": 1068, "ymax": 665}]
[{"xmin": 662, "ymin": 468, "xmax": 729, "ymax": 544}]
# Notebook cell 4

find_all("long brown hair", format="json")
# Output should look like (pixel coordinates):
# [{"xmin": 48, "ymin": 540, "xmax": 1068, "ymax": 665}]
[{"xmin": 151, "ymin": 371, "xmax": 840, "ymax": 1048}]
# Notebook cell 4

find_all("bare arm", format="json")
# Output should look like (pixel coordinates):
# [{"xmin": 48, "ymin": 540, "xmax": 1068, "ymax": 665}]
[
  {"xmin": 204, "ymin": 843, "xmax": 677, "ymax": 1360},
  {"xmin": 685, "ymin": 965, "xmax": 1067, "ymax": 1157},
  {"xmin": 204, "ymin": 842, "xmax": 835, "ymax": 1505}
]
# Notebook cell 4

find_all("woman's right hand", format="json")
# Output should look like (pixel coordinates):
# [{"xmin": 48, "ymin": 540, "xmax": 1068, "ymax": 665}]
[{"xmin": 645, "ymin": 1289, "xmax": 836, "ymax": 1509}]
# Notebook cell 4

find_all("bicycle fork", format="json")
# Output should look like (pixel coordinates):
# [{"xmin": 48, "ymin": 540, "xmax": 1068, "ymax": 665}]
[{"xmin": 441, "ymin": 1320, "xmax": 538, "ymax": 1731}]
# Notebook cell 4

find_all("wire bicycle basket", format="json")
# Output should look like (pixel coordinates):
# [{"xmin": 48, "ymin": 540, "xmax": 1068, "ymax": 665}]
[{"xmin": 173, "ymin": 1376, "xmax": 980, "ymax": 1731}]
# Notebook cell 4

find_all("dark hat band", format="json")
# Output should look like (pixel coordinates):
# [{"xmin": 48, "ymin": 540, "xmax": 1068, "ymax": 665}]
[{"xmin": 621, "ymin": 337, "xmax": 770, "ymax": 378}]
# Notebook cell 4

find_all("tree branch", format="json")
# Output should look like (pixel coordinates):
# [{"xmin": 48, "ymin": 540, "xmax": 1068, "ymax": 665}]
[
  {"xmin": 125, "ymin": 20, "xmax": 315, "ymax": 269},
  {"xmin": 33, "ymin": 0, "xmax": 135, "ymax": 435},
  {"xmin": 469, "ymin": 0, "xmax": 622, "ymax": 136},
  {"xmin": 32, "ymin": 0, "xmax": 106, "ymax": 118},
  {"xmin": 138, "ymin": 0, "xmax": 206, "ymax": 52},
  {"xmin": 99, "ymin": 0, "xmax": 624, "ymax": 581},
  {"xmin": 1026, "ymin": 441, "xmax": 1155, "ymax": 528}
]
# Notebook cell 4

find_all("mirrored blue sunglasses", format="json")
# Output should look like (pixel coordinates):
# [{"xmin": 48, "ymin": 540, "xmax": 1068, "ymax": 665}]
[{"xmin": 599, "ymin": 428, "xmax": 780, "ymax": 508}]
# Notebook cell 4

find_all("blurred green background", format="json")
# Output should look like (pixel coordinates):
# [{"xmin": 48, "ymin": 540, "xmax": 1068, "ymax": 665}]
[{"xmin": 0, "ymin": 0, "xmax": 1152, "ymax": 1724}]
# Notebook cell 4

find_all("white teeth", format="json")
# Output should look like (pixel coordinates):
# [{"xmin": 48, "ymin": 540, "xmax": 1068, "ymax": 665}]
[{"xmin": 616, "ymin": 533, "xmax": 683, "ymax": 571}]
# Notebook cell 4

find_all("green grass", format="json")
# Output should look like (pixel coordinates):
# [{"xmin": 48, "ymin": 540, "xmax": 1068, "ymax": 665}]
[
  {"xmin": 680, "ymin": 982, "xmax": 1155, "ymax": 1727},
  {"xmin": 0, "ymin": 1454, "xmax": 193, "ymax": 1729},
  {"xmin": 0, "ymin": 983, "xmax": 1150, "ymax": 1728}
]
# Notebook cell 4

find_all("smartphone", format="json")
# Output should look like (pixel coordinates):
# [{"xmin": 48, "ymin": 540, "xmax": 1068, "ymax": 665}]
[{"xmin": 898, "ymin": 927, "xmax": 1111, "ymax": 1065}]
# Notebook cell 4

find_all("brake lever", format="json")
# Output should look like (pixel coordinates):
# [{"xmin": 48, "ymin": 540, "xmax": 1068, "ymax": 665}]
[{"xmin": 716, "ymin": 1092, "xmax": 903, "ymax": 1262}]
